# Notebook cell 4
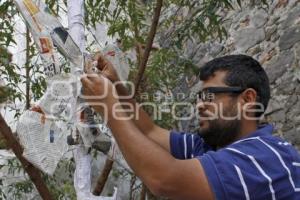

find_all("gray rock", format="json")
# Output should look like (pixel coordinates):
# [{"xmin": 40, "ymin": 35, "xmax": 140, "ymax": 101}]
[
  {"xmin": 285, "ymin": 95, "xmax": 299, "ymax": 111},
  {"xmin": 191, "ymin": 43, "xmax": 210, "ymax": 63},
  {"xmin": 284, "ymin": 128, "xmax": 300, "ymax": 146},
  {"xmin": 294, "ymin": 42, "xmax": 300, "ymax": 60},
  {"xmin": 265, "ymin": 25, "xmax": 277, "ymax": 41},
  {"xmin": 294, "ymin": 116, "xmax": 300, "ymax": 127},
  {"xmin": 288, "ymin": 100, "xmax": 300, "ymax": 119},
  {"xmin": 294, "ymin": 69, "xmax": 300, "ymax": 82},
  {"xmin": 190, "ymin": 42, "xmax": 224, "ymax": 63},
  {"xmin": 270, "ymin": 109, "xmax": 286, "ymax": 122},
  {"xmin": 282, "ymin": 6, "xmax": 300, "ymax": 29},
  {"xmin": 265, "ymin": 99, "xmax": 283, "ymax": 116},
  {"xmin": 267, "ymin": 15, "xmax": 280, "ymax": 26},
  {"xmin": 279, "ymin": 26, "xmax": 300, "ymax": 50},
  {"xmin": 184, "ymin": 39, "xmax": 198, "ymax": 58},
  {"xmin": 265, "ymin": 50, "xmax": 295, "ymax": 83},
  {"xmin": 210, "ymin": 42, "xmax": 224, "ymax": 57},
  {"xmin": 247, "ymin": 45, "xmax": 262, "ymax": 56},
  {"xmin": 234, "ymin": 28, "xmax": 265, "ymax": 52},
  {"xmin": 251, "ymin": 9, "xmax": 268, "ymax": 28},
  {"xmin": 282, "ymin": 122, "xmax": 294, "ymax": 132},
  {"xmin": 270, "ymin": 32, "xmax": 280, "ymax": 42},
  {"xmin": 275, "ymin": 74, "xmax": 296, "ymax": 95},
  {"xmin": 233, "ymin": 10, "xmax": 249, "ymax": 24}
]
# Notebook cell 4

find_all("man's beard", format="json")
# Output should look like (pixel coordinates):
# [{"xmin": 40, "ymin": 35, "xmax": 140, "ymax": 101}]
[{"xmin": 198, "ymin": 104, "xmax": 241, "ymax": 150}]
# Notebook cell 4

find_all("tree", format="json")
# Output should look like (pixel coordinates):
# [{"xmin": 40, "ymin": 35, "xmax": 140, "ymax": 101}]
[{"xmin": 0, "ymin": 0, "xmax": 268, "ymax": 199}]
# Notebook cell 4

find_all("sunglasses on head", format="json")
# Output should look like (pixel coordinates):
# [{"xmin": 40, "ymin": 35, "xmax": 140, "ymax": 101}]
[{"xmin": 198, "ymin": 86, "xmax": 245, "ymax": 102}]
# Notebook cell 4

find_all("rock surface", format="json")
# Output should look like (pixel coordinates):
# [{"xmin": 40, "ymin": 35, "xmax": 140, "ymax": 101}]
[{"xmin": 170, "ymin": 0, "xmax": 300, "ymax": 150}]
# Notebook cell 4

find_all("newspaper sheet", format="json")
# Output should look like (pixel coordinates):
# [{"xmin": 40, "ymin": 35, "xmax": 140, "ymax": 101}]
[
  {"xmin": 16, "ymin": 110, "xmax": 70, "ymax": 175},
  {"xmin": 14, "ymin": 0, "xmax": 83, "ymax": 76},
  {"xmin": 38, "ymin": 73, "xmax": 79, "ymax": 119}
]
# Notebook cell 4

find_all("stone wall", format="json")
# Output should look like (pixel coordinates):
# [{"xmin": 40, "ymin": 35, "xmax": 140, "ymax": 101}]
[{"xmin": 175, "ymin": 0, "xmax": 300, "ymax": 150}]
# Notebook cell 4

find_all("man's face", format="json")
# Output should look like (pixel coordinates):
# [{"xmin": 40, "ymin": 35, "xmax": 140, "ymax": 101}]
[{"xmin": 197, "ymin": 71, "xmax": 242, "ymax": 149}]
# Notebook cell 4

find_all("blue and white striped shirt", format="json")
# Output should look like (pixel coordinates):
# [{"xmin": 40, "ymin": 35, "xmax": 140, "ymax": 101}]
[{"xmin": 170, "ymin": 124, "xmax": 300, "ymax": 200}]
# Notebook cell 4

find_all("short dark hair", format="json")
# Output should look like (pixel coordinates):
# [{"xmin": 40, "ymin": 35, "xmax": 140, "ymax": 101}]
[{"xmin": 199, "ymin": 54, "xmax": 270, "ymax": 117}]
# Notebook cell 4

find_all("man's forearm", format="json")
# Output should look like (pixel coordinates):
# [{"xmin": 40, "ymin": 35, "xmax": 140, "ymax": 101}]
[
  {"xmin": 105, "ymin": 101, "xmax": 212, "ymax": 199},
  {"xmin": 106, "ymin": 100, "xmax": 175, "ymax": 192},
  {"xmin": 115, "ymin": 83, "xmax": 156, "ymax": 135},
  {"xmin": 81, "ymin": 73, "xmax": 212, "ymax": 199}
]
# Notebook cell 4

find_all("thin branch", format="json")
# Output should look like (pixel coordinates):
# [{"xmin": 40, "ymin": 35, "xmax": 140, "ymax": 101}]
[
  {"xmin": 129, "ymin": 175, "xmax": 137, "ymax": 200},
  {"xmin": 92, "ymin": 158, "xmax": 114, "ymax": 196},
  {"xmin": 0, "ymin": 114, "xmax": 54, "ymax": 200},
  {"xmin": 93, "ymin": 0, "xmax": 163, "ymax": 196},
  {"xmin": 139, "ymin": 184, "xmax": 147, "ymax": 200},
  {"xmin": 134, "ymin": 25, "xmax": 143, "ymax": 68},
  {"xmin": 92, "ymin": 0, "xmax": 163, "ymax": 196},
  {"xmin": 134, "ymin": 0, "xmax": 163, "ymax": 95},
  {"xmin": 25, "ymin": 28, "xmax": 31, "ymax": 110}
]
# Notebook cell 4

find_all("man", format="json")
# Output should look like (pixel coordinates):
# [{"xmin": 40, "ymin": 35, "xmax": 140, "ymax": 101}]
[{"xmin": 81, "ymin": 54, "xmax": 300, "ymax": 199}]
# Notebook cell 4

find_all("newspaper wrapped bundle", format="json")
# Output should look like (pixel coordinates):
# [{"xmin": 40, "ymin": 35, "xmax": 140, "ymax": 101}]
[
  {"xmin": 16, "ymin": 110, "xmax": 70, "ymax": 175},
  {"xmin": 14, "ymin": 0, "xmax": 84, "ymax": 77},
  {"xmin": 38, "ymin": 73, "xmax": 79, "ymax": 119}
]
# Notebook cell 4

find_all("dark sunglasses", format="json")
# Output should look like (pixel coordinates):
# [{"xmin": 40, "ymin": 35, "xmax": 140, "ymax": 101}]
[{"xmin": 198, "ymin": 87, "xmax": 245, "ymax": 102}]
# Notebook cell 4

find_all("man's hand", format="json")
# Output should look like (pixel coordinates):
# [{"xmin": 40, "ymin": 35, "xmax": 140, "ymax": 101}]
[
  {"xmin": 81, "ymin": 73, "xmax": 117, "ymax": 115},
  {"xmin": 87, "ymin": 52, "xmax": 120, "ymax": 83}
]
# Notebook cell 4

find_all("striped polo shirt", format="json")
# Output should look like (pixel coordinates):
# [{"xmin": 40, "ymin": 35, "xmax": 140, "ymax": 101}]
[{"xmin": 170, "ymin": 124, "xmax": 300, "ymax": 200}]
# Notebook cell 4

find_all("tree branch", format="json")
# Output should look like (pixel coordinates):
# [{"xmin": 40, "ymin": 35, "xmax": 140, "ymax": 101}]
[
  {"xmin": 0, "ymin": 114, "xmax": 53, "ymax": 200},
  {"xmin": 92, "ymin": 0, "xmax": 163, "ymax": 196},
  {"xmin": 134, "ymin": 0, "xmax": 163, "ymax": 94},
  {"xmin": 139, "ymin": 184, "xmax": 147, "ymax": 200},
  {"xmin": 25, "ymin": 28, "xmax": 31, "ymax": 110},
  {"xmin": 92, "ymin": 158, "xmax": 114, "ymax": 196}
]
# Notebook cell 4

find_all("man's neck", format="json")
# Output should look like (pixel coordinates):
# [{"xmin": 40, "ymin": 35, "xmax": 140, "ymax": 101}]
[{"xmin": 236, "ymin": 120, "xmax": 258, "ymax": 141}]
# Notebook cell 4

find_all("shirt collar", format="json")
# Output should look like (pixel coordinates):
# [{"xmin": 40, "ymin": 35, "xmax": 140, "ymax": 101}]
[{"xmin": 244, "ymin": 123, "xmax": 274, "ymax": 138}]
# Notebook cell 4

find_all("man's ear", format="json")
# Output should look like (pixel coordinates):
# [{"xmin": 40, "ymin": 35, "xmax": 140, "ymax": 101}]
[
  {"xmin": 242, "ymin": 88, "xmax": 257, "ymax": 104},
  {"xmin": 240, "ymin": 88, "xmax": 259, "ymax": 118}
]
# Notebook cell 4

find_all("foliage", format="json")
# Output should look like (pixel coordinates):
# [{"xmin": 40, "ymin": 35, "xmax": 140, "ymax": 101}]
[
  {"xmin": 43, "ymin": 160, "xmax": 77, "ymax": 200},
  {"xmin": 140, "ymin": 48, "xmax": 199, "ymax": 129},
  {"xmin": 0, "ymin": 158, "xmax": 34, "ymax": 199},
  {"xmin": 6, "ymin": 180, "xmax": 35, "ymax": 199},
  {"xmin": 0, "ymin": 0, "xmax": 22, "ymax": 105}
]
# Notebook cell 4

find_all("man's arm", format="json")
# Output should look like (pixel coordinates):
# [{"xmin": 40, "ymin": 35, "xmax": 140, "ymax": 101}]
[
  {"xmin": 115, "ymin": 83, "xmax": 170, "ymax": 151},
  {"xmin": 109, "ymin": 113, "xmax": 213, "ymax": 199},
  {"xmin": 90, "ymin": 53, "xmax": 170, "ymax": 151},
  {"xmin": 81, "ymin": 75, "xmax": 214, "ymax": 199}
]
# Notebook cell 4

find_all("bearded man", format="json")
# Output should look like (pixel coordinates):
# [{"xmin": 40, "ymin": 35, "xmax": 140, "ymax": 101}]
[{"xmin": 81, "ymin": 54, "xmax": 300, "ymax": 200}]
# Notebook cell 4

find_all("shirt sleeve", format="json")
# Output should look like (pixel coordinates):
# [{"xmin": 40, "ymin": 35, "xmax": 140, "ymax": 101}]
[
  {"xmin": 170, "ymin": 131, "xmax": 210, "ymax": 159},
  {"xmin": 198, "ymin": 139, "xmax": 297, "ymax": 200}
]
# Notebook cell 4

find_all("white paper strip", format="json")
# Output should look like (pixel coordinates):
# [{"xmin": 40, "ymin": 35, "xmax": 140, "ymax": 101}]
[
  {"xmin": 67, "ymin": 0, "xmax": 85, "ymax": 53},
  {"xmin": 67, "ymin": 1, "xmax": 117, "ymax": 199}
]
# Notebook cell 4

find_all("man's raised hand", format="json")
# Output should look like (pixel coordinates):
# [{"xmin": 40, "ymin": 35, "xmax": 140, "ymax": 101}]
[{"xmin": 89, "ymin": 52, "xmax": 120, "ymax": 83}]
